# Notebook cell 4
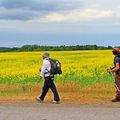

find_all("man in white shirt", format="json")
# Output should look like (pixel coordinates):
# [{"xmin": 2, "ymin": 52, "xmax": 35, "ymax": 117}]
[{"xmin": 35, "ymin": 52, "xmax": 60, "ymax": 104}]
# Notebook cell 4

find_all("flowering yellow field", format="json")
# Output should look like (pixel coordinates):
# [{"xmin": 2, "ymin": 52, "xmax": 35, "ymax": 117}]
[{"xmin": 0, "ymin": 50, "xmax": 114, "ymax": 85}]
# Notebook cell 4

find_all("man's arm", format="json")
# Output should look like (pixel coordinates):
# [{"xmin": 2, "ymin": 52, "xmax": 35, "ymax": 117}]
[
  {"xmin": 39, "ymin": 61, "xmax": 46, "ymax": 80},
  {"xmin": 107, "ymin": 63, "xmax": 119, "ymax": 73}
]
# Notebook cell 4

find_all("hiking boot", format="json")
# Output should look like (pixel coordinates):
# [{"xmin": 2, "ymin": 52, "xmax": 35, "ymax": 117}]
[
  {"xmin": 51, "ymin": 100, "xmax": 60, "ymax": 104},
  {"xmin": 35, "ymin": 97, "xmax": 43, "ymax": 103},
  {"xmin": 111, "ymin": 98, "xmax": 120, "ymax": 102}
]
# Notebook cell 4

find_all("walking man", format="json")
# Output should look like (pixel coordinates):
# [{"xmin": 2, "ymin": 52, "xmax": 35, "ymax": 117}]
[
  {"xmin": 35, "ymin": 52, "xmax": 60, "ymax": 104},
  {"xmin": 107, "ymin": 48, "xmax": 120, "ymax": 102}
]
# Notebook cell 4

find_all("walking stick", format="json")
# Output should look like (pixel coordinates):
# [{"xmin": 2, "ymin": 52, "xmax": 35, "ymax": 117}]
[{"xmin": 108, "ymin": 72, "xmax": 120, "ymax": 93}]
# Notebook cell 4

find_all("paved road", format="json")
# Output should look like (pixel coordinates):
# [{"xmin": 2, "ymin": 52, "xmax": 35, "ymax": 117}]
[{"xmin": 0, "ymin": 102, "xmax": 120, "ymax": 120}]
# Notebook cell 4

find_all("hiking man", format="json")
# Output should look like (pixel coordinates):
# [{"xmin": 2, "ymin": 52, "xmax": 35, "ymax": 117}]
[
  {"xmin": 107, "ymin": 48, "xmax": 120, "ymax": 102},
  {"xmin": 35, "ymin": 52, "xmax": 60, "ymax": 104}
]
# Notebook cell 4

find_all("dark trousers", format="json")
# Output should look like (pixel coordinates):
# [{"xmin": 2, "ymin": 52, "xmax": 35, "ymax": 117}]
[
  {"xmin": 40, "ymin": 76, "xmax": 60, "ymax": 101},
  {"xmin": 115, "ymin": 71, "xmax": 120, "ymax": 99}
]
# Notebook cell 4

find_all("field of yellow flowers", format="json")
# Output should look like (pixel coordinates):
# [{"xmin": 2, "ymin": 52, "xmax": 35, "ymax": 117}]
[{"xmin": 0, "ymin": 50, "xmax": 114, "ymax": 86}]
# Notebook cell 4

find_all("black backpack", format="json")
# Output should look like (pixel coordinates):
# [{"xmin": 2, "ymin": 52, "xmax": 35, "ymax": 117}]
[
  {"xmin": 47, "ymin": 58, "xmax": 62, "ymax": 75},
  {"xmin": 118, "ymin": 54, "xmax": 120, "ymax": 58},
  {"xmin": 114, "ymin": 54, "xmax": 120, "ymax": 69}
]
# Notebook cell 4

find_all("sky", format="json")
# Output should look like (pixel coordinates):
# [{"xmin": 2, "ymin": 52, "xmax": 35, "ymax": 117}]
[{"xmin": 0, "ymin": 0, "xmax": 120, "ymax": 47}]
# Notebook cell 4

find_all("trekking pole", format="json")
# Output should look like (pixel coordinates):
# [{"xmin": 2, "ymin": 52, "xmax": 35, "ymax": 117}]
[{"xmin": 108, "ymin": 72, "xmax": 120, "ymax": 93}]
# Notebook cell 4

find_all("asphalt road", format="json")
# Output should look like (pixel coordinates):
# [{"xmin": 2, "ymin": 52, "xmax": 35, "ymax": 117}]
[{"xmin": 0, "ymin": 102, "xmax": 120, "ymax": 120}]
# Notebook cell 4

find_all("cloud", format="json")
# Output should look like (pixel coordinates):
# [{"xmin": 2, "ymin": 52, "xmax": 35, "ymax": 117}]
[
  {"xmin": 115, "ymin": 5, "xmax": 120, "ymax": 18},
  {"xmin": 0, "ymin": 0, "xmax": 119, "ymax": 35},
  {"xmin": 113, "ymin": 22, "xmax": 120, "ymax": 25},
  {"xmin": 0, "ymin": 0, "xmax": 83, "ymax": 11},
  {"xmin": 0, "ymin": 0, "xmax": 29, "ymax": 9},
  {"xmin": 0, "ymin": 0, "xmax": 84, "ymax": 21},
  {"xmin": 0, "ymin": 0, "xmax": 115, "ymax": 22},
  {"xmin": 0, "ymin": 7, "xmax": 39, "ymax": 20},
  {"xmin": 30, "ymin": 9, "xmax": 114, "ymax": 23}
]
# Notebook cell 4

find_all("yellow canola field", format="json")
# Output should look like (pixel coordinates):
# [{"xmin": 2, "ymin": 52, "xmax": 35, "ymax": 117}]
[{"xmin": 0, "ymin": 50, "xmax": 114, "ymax": 84}]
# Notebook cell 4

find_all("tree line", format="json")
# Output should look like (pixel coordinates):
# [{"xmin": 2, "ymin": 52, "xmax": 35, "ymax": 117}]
[{"xmin": 0, "ymin": 44, "xmax": 119, "ymax": 52}]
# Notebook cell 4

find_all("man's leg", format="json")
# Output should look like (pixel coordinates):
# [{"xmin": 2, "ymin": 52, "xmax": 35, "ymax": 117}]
[
  {"xmin": 40, "ymin": 80, "xmax": 49, "ymax": 101},
  {"xmin": 115, "ymin": 71, "xmax": 120, "ymax": 99},
  {"xmin": 46, "ymin": 77, "xmax": 60, "ymax": 101}
]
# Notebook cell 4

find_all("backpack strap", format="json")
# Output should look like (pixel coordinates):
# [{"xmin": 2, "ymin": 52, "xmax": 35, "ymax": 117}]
[{"xmin": 44, "ymin": 58, "xmax": 51, "ymax": 74}]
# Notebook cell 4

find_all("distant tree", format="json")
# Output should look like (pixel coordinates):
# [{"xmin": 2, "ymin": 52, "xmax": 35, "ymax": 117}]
[
  {"xmin": 0, "ymin": 44, "xmax": 114, "ymax": 52},
  {"xmin": 107, "ymin": 46, "xmax": 113, "ymax": 49}
]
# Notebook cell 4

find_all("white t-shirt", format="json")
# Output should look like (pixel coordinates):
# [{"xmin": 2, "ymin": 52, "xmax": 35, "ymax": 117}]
[{"xmin": 40, "ymin": 58, "xmax": 51, "ymax": 77}]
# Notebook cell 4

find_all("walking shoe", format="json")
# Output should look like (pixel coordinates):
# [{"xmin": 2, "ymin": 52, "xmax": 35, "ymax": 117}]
[
  {"xmin": 111, "ymin": 98, "xmax": 120, "ymax": 102},
  {"xmin": 35, "ymin": 97, "xmax": 43, "ymax": 103},
  {"xmin": 51, "ymin": 100, "xmax": 60, "ymax": 104}
]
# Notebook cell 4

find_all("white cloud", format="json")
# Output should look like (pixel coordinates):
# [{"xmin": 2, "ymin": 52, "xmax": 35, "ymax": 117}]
[
  {"xmin": 113, "ymin": 22, "xmax": 120, "ymax": 25},
  {"xmin": 29, "ymin": 9, "xmax": 114, "ymax": 23},
  {"xmin": 115, "ymin": 5, "xmax": 120, "ymax": 18},
  {"xmin": 0, "ymin": 0, "xmax": 120, "ymax": 35}
]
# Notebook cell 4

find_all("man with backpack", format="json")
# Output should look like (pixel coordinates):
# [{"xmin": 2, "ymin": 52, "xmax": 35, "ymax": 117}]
[
  {"xmin": 107, "ymin": 48, "xmax": 120, "ymax": 102},
  {"xmin": 35, "ymin": 52, "xmax": 60, "ymax": 104}
]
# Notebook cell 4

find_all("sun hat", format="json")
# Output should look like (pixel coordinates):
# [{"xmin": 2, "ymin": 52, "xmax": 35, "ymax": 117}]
[
  {"xmin": 42, "ymin": 52, "xmax": 50, "ymax": 58},
  {"xmin": 112, "ymin": 48, "xmax": 120, "ymax": 53}
]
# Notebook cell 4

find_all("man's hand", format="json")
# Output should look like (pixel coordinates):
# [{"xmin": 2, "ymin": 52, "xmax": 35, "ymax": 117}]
[
  {"xmin": 107, "ymin": 69, "xmax": 111, "ymax": 73},
  {"xmin": 39, "ymin": 76, "xmax": 42, "ymax": 80},
  {"xmin": 110, "ymin": 67, "xmax": 112, "ymax": 70}
]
